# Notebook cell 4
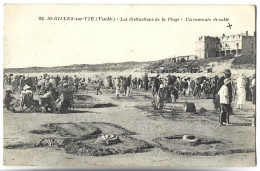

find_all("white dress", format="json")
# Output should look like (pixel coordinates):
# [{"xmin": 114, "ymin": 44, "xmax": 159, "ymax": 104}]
[{"xmin": 236, "ymin": 77, "xmax": 246, "ymax": 105}]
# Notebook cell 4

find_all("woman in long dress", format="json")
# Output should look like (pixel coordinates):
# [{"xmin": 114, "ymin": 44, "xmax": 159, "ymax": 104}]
[
  {"xmin": 236, "ymin": 73, "xmax": 246, "ymax": 109},
  {"xmin": 193, "ymin": 78, "xmax": 201, "ymax": 99}
]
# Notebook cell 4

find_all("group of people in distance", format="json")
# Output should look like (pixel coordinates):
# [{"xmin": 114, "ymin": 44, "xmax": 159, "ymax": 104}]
[
  {"xmin": 4, "ymin": 69, "xmax": 256, "ymax": 126},
  {"xmin": 4, "ymin": 74, "xmax": 88, "ymax": 112}
]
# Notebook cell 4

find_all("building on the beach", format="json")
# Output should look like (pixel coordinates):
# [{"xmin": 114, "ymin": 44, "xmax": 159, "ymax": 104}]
[
  {"xmin": 195, "ymin": 31, "xmax": 256, "ymax": 59},
  {"xmin": 164, "ymin": 55, "xmax": 198, "ymax": 63}
]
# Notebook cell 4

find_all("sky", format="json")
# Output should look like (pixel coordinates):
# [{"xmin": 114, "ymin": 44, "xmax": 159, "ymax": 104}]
[{"xmin": 4, "ymin": 4, "xmax": 255, "ymax": 68}]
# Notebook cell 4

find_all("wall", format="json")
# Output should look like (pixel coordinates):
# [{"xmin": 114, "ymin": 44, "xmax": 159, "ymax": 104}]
[
  {"xmin": 241, "ymin": 36, "xmax": 255, "ymax": 56},
  {"xmin": 195, "ymin": 36, "xmax": 220, "ymax": 59}
]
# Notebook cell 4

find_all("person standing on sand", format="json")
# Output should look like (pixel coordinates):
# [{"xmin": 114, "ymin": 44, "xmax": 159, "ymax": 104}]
[
  {"xmin": 186, "ymin": 78, "xmax": 191, "ymax": 97},
  {"xmin": 215, "ymin": 69, "xmax": 234, "ymax": 116},
  {"xmin": 157, "ymin": 84, "xmax": 165, "ymax": 109},
  {"xmin": 189, "ymin": 79, "xmax": 195, "ymax": 97},
  {"xmin": 152, "ymin": 75, "xmax": 160, "ymax": 97},
  {"xmin": 193, "ymin": 78, "xmax": 201, "ymax": 99},
  {"xmin": 143, "ymin": 73, "xmax": 149, "ymax": 97},
  {"xmin": 236, "ymin": 73, "xmax": 246, "ymax": 109},
  {"xmin": 122, "ymin": 77, "xmax": 127, "ymax": 96},
  {"xmin": 19, "ymin": 76, "xmax": 25, "ymax": 93},
  {"xmin": 115, "ymin": 77, "xmax": 120, "ymax": 100},
  {"xmin": 126, "ymin": 75, "xmax": 132, "ymax": 97},
  {"xmin": 218, "ymin": 78, "xmax": 232, "ymax": 126},
  {"xmin": 74, "ymin": 75, "xmax": 80, "ymax": 92},
  {"xmin": 96, "ymin": 79, "xmax": 103, "ymax": 95},
  {"xmin": 245, "ymin": 77, "xmax": 251, "ymax": 101},
  {"xmin": 251, "ymin": 73, "xmax": 256, "ymax": 127},
  {"xmin": 183, "ymin": 79, "xmax": 188, "ymax": 97}
]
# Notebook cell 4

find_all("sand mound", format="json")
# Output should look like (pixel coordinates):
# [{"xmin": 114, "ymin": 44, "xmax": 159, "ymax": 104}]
[
  {"xmin": 5, "ymin": 122, "xmax": 153, "ymax": 156},
  {"xmin": 153, "ymin": 135, "xmax": 255, "ymax": 156},
  {"xmin": 63, "ymin": 135, "xmax": 153, "ymax": 156}
]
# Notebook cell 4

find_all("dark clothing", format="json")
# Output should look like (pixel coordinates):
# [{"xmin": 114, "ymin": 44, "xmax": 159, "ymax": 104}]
[
  {"xmin": 183, "ymin": 82, "xmax": 188, "ymax": 89},
  {"xmin": 4, "ymin": 93, "xmax": 14, "ymax": 111},
  {"xmin": 252, "ymin": 86, "xmax": 256, "ymax": 104},
  {"xmin": 152, "ymin": 77, "xmax": 160, "ymax": 96},
  {"xmin": 55, "ymin": 76, "xmax": 61, "ymax": 87},
  {"xmin": 158, "ymin": 88, "xmax": 165, "ymax": 109},
  {"xmin": 170, "ymin": 86, "xmax": 178, "ymax": 101},
  {"xmin": 198, "ymin": 76, "xmax": 206, "ymax": 84},
  {"xmin": 190, "ymin": 81, "xmax": 195, "ymax": 89},
  {"xmin": 165, "ymin": 86, "xmax": 172, "ymax": 102},
  {"xmin": 143, "ymin": 77, "xmax": 149, "ymax": 91},
  {"xmin": 168, "ymin": 76, "xmax": 176, "ymax": 86},
  {"xmin": 245, "ymin": 78, "xmax": 251, "ymax": 101},
  {"xmin": 127, "ymin": 77, "xmax": 132, "ymax": 87},
  {"xmin": 220, "ymin": 104, "xmax": 231, "ymax": 124},
  {"xmin": 211, "ymin": 77, "xmax": 218, "ymax": 98},
  {"xmin": 193, "ymin": 81, "xmax": 201, "ymax": 98}
]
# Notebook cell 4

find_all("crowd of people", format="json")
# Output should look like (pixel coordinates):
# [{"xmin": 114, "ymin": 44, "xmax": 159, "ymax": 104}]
[
  {"xmin": 4, "ymin": 74, "xmax": 89, "ymax": 112},
  {"xmin": 3, "ymin": 69, "xmax": 256, "ymax": 126}
]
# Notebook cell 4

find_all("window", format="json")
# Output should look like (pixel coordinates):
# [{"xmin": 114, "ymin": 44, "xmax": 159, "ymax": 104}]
[
  {"xmin": 237, "ymin": 43, "xmax": 239, "ymax": 47},
  {"xmin": 207, "ymin": 44, "xmax": 209, "ymax": 49},
  {"xmin": 225, "ymin": 44, "xmax": 228, "ymax": 47},
  {"xmin": 207, "ymin": 52, "xmax": 210, "ymax": 57},
  {"xmin": 252, "ymin": 43, "xmax": 254, "ymax": 48}
]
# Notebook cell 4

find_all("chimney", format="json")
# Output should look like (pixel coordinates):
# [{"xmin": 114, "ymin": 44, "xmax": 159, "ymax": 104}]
[{"xmin": 246, "ymin": 31, "xmax": 248, "ymax": 36}]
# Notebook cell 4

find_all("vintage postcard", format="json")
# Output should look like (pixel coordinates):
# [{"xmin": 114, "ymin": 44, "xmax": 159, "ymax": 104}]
[{"xmin": 2, "ymin": 4, "xmax": 256, "ymax": 167}]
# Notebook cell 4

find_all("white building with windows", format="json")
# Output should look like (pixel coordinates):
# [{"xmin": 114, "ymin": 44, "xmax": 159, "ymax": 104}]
[{"xmin": 195, "ymin": 31, "xmax": 255, "ymax": 59}]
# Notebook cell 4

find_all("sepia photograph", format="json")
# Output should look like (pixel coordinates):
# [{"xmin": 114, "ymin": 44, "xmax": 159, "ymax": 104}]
[{"xmin": 1, "ymin": 3, "xmax": 257, "ymax": 168}]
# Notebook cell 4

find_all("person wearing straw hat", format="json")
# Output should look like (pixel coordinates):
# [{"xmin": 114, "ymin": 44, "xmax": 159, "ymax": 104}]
[
  {"xmin": 218, "ymin": 78, "xmax": 232, "ymax": 126},
  {"xmin": 216, "ymin": 69, "xmax": 233, "ymax": 117}
]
